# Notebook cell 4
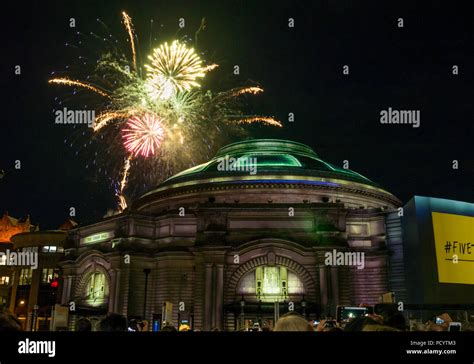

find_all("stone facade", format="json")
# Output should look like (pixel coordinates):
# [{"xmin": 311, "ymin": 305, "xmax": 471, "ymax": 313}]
[{"xmin": 60, "ymin": 139, "xmax": 401, "ymax": 330}]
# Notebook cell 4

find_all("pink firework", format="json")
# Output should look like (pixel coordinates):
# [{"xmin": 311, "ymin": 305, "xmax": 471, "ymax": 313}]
[{"xmin": 122, "ymin": 113, "xmax": 165, "ymax": 157}]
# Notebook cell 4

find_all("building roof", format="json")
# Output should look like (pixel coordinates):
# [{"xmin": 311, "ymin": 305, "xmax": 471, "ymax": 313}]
[
  {"xmin": 10, "ymin": 230, "xmax": 67, "ymax": 248},
  {"xmin": 154, "ymin": 139, "xmax": 378, "ymax": 189},
  {"xmin": 136, "ymin": 139, "xmax": 400, "ymax": 208},
  {"xmin": 0, "ymin": 212, "xmax": 37, "ymax": 243},
  {"xmin": 58, "ymin": 218, "xmax": 79, "ymax": 231}
]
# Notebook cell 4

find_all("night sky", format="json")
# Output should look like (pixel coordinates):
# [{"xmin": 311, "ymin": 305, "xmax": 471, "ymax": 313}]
[{"xmin": 2, "ymin": 0, "xmax": 473, "ymax": 229}]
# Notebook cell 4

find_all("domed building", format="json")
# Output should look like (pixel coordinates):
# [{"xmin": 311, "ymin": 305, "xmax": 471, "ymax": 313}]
[{"xmin": 60, "ymin": 139, "xmax": 401, "ymax": 331}]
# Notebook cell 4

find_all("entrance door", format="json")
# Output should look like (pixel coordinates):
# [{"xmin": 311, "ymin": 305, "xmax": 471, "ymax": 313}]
[{"xmin": 240, "ymin": 315, "xmax": 274, "ymax": 331}]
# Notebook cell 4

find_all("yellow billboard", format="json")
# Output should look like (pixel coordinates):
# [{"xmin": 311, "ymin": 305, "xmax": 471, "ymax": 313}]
[{"xmin": 432, "ymin": 212, "xmax": 474, "ymax": 285}]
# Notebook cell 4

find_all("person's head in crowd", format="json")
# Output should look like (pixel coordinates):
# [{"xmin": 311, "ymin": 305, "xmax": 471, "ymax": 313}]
[
  {"xmin": 374, "ymin": 304, "xmax": 407, "ymax": 331},
  {"xmin": 274, "ymin": 312, "xmax": 314, "ymax": 332},
  {"xmin": 461, "ymin": 322, "xmax": 473, "ymax": 331},
  {"xmin": 99, "ymin": 313, "xmax": 127, "ymax": 331},
  {"xmin": 362, "ymin": 324, "xmax": 399, "ymax": 331},
  {"xmin": 250, "ymin": 322, "xmax": 261, "ymax": 332},
  {"xmin": 77, "ymin": 317, "xmax": 92, "ymax": 332},
  {"xmin": 343, "ymin": 316, "xmax": 379, "ymax": 332},
  {"xmin": 128, "ymin": 319, "xmax": 140, "ymax": 332},
  {"xmin": 161, "ymin": 324, "xmax": 177, "ymax": 332},
  {"xmin": 315, "ymin": 319, "xmax": 340, "ymax": 332},
  {"xmin": 0, "ymin": 310, "xmax": 21, "ymax": 332},
  {"xmin": 425, "ymin": 312, "xmax": 452, "ymax": 332},
  {"xmin": 179, "ymin": 324, "xmax": 190, "ymax": 331}
]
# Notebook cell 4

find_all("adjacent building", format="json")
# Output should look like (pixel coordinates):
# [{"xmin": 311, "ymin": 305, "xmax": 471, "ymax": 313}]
[
  {"xmin": 386, "ymin": 196, "xmax": 474, "ymax": 323},
  {"xmin": 0, "ymin": 213, "xmax": 38, "ymax": 311},
  {"xmin": 1, "ymin": 218, "xmax": 75, "ymax": 330}
]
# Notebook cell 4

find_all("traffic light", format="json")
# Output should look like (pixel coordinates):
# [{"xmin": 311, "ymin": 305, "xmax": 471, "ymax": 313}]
[{"xmin": 50, "ymin": 279, "xmax": 59, "ymax": 288}]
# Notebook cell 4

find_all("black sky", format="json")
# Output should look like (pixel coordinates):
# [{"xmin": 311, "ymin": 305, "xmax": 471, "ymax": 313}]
[{"xmin": 2, "ymin": 0, "xmax": 473, "ymax": 229}]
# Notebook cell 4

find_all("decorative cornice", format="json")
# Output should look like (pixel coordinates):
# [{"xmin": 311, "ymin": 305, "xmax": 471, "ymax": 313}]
[{"xmin": 135, "ymin": 181, "xmax": 401, "ymax": 211}]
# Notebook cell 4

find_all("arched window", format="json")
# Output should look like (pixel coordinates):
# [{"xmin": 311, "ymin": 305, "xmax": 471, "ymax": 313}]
[
  {"xmin": 237, "ymin": 266, "xmax": 305, "ymax": 301},
  {"xmin": 83, "ymin": 271, "xmax": 109, "ymax": 307}
]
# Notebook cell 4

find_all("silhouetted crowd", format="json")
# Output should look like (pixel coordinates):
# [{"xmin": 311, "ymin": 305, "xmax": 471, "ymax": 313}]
[{"xmin": 0, "ymin": 306, "xmax": 472, "ymax": 332}]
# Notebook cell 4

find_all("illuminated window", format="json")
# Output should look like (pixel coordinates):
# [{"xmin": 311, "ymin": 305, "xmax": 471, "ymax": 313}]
[
  {"xmin": 84, "ymin": 271, "xmax": 108, "ymax": 307},
  {"xmin": 237, "ymin": 271, "xmax": 256, "ymax": 294},
  {"xmin": 19, "ymin": 268, "xmax": 32, "ymax": 285},
  {"xmin": 237, "ymin": 266, "xmax": 305, "ymax": 301},
  {"xmin": 0, "ymin": 255, "xmax": 6, "ymax": 265},
  {"xmin": 288, "ymin": 272, "xmax": 304, "ymax": 294},
  {"xmin": 41, "ymin": 268, "xmax": 59, "ymax": 284},
  {"xmin": 42, "ymin": 246, "xmax": 64, "ymax": 253},
  {"xmin": 22, "ymin": 247, "xmax": 38, "ymax": 253},
  {"xmin": 262, "ymin": 267, "xmax": 280, "ymax": 295},
  {"xmin": 0, "ymin": 276, "xmax": 9, "ymax": 285}
]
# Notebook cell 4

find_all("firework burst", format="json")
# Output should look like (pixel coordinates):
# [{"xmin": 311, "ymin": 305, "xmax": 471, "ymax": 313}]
[
  {"xmin": 144, "ymin": 40, "xmax": 208, "ymax": 100},
  {"xmin": 122, "ymin": 113, "xmax": 165, "ymax": 157},
  {"xmin": 49, "ymin": 11, "xmax": 282, "ymax": 212}
]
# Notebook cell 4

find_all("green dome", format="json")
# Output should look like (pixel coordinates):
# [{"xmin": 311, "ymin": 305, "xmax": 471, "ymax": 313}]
[
  {"xmin": 136, "ymin": 139, "xmax": 400, "ymax": 209},
  {"xmin": 160, "ymin": 139, "xmax": 376, "ymax": 187}
]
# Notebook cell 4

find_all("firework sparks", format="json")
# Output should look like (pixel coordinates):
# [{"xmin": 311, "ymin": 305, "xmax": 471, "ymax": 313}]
[
  {"xmin": 234, "ymin": 116, "xmax": 282, "ymax": 127},
  {"xmin": 122, "ymin": 11, "xmax": 137, "ymax": 71},
  {"xmin": 234, "ymin": 86, "xmax": 263, "ymax": 96},
  {"xmin": 49, "ymin": 11, "xmax": 283, "ymax": 211},
  {"xmin": 49, "ymin": 78, "xmax": 110, "ymax": 98},
  {"xmin": 122, "ymin": 113, "xmax": 165, "ymax": 157},
  {"xmin": 119, "ymin": 156, "xmax": 131, "ymax": 192},
  {"xmin": 94, "ymin": 110, "xmax": 137, "ymax": 131},
  {"xmin": 116, "ymin": 156, "xmax": 131, "ymax": 211},
  {"xmin": 118, "ymin": 194, "xmax": 128, "ymax": 211},
  {"xmin": 93, "ymin": 112, "xmax": 125, "ymax": 131},
  {"xmin": 219, "ymin": 86, "xmax": 264, "ymax": 100},
  {"xmin": 203, "ymin": 64, "xmax": 219, "ymax": 72},
  {"xmin": 144, "ymin": 40, "xmax": 207, "ymax": 99}
]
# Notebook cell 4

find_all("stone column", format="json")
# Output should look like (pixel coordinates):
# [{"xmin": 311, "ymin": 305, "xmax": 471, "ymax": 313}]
[
  {"xmin": 61, "ymin": 275, "xmax": 72, "ymax": 305},
  {"xmin": 108, "ymin": 270, "xmax": 116, "ymax": 313},
  {"xmin": 8, "ymin": 267, "xmax": 19, "ymax": 312},
  {"xmin": 319, "ymin": 265, "xmax": 328, "ymax": 309},
  {"xmin": 203, "ymin": 264, "xmax": 213, "ymax": 331},
  {"xmin": 114, "ymin": 269, "xmax": 121, "ymax": 313},
  {"xmin": 120, "ymin": 265, "xmax": 130, "ymax": 317},
  {"xmin": 27, "ymin": 267, "xmax": 41, "ymax": 331},
  {"xmin": 330, "ymin": 266, "xmax": 339, "ymax": 307},
  {"xmin": 214, "ymin": 264, "xmax": 224, "ymax": 330},
  {"xmin": 129, "ymin": 219, "xmax": 135, "ymax": 236}
]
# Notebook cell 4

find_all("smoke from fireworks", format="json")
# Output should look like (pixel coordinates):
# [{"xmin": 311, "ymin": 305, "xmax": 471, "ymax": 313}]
[{"xmin": 49, "ymin": 11, "xmax": 282, "ymax": 212}]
